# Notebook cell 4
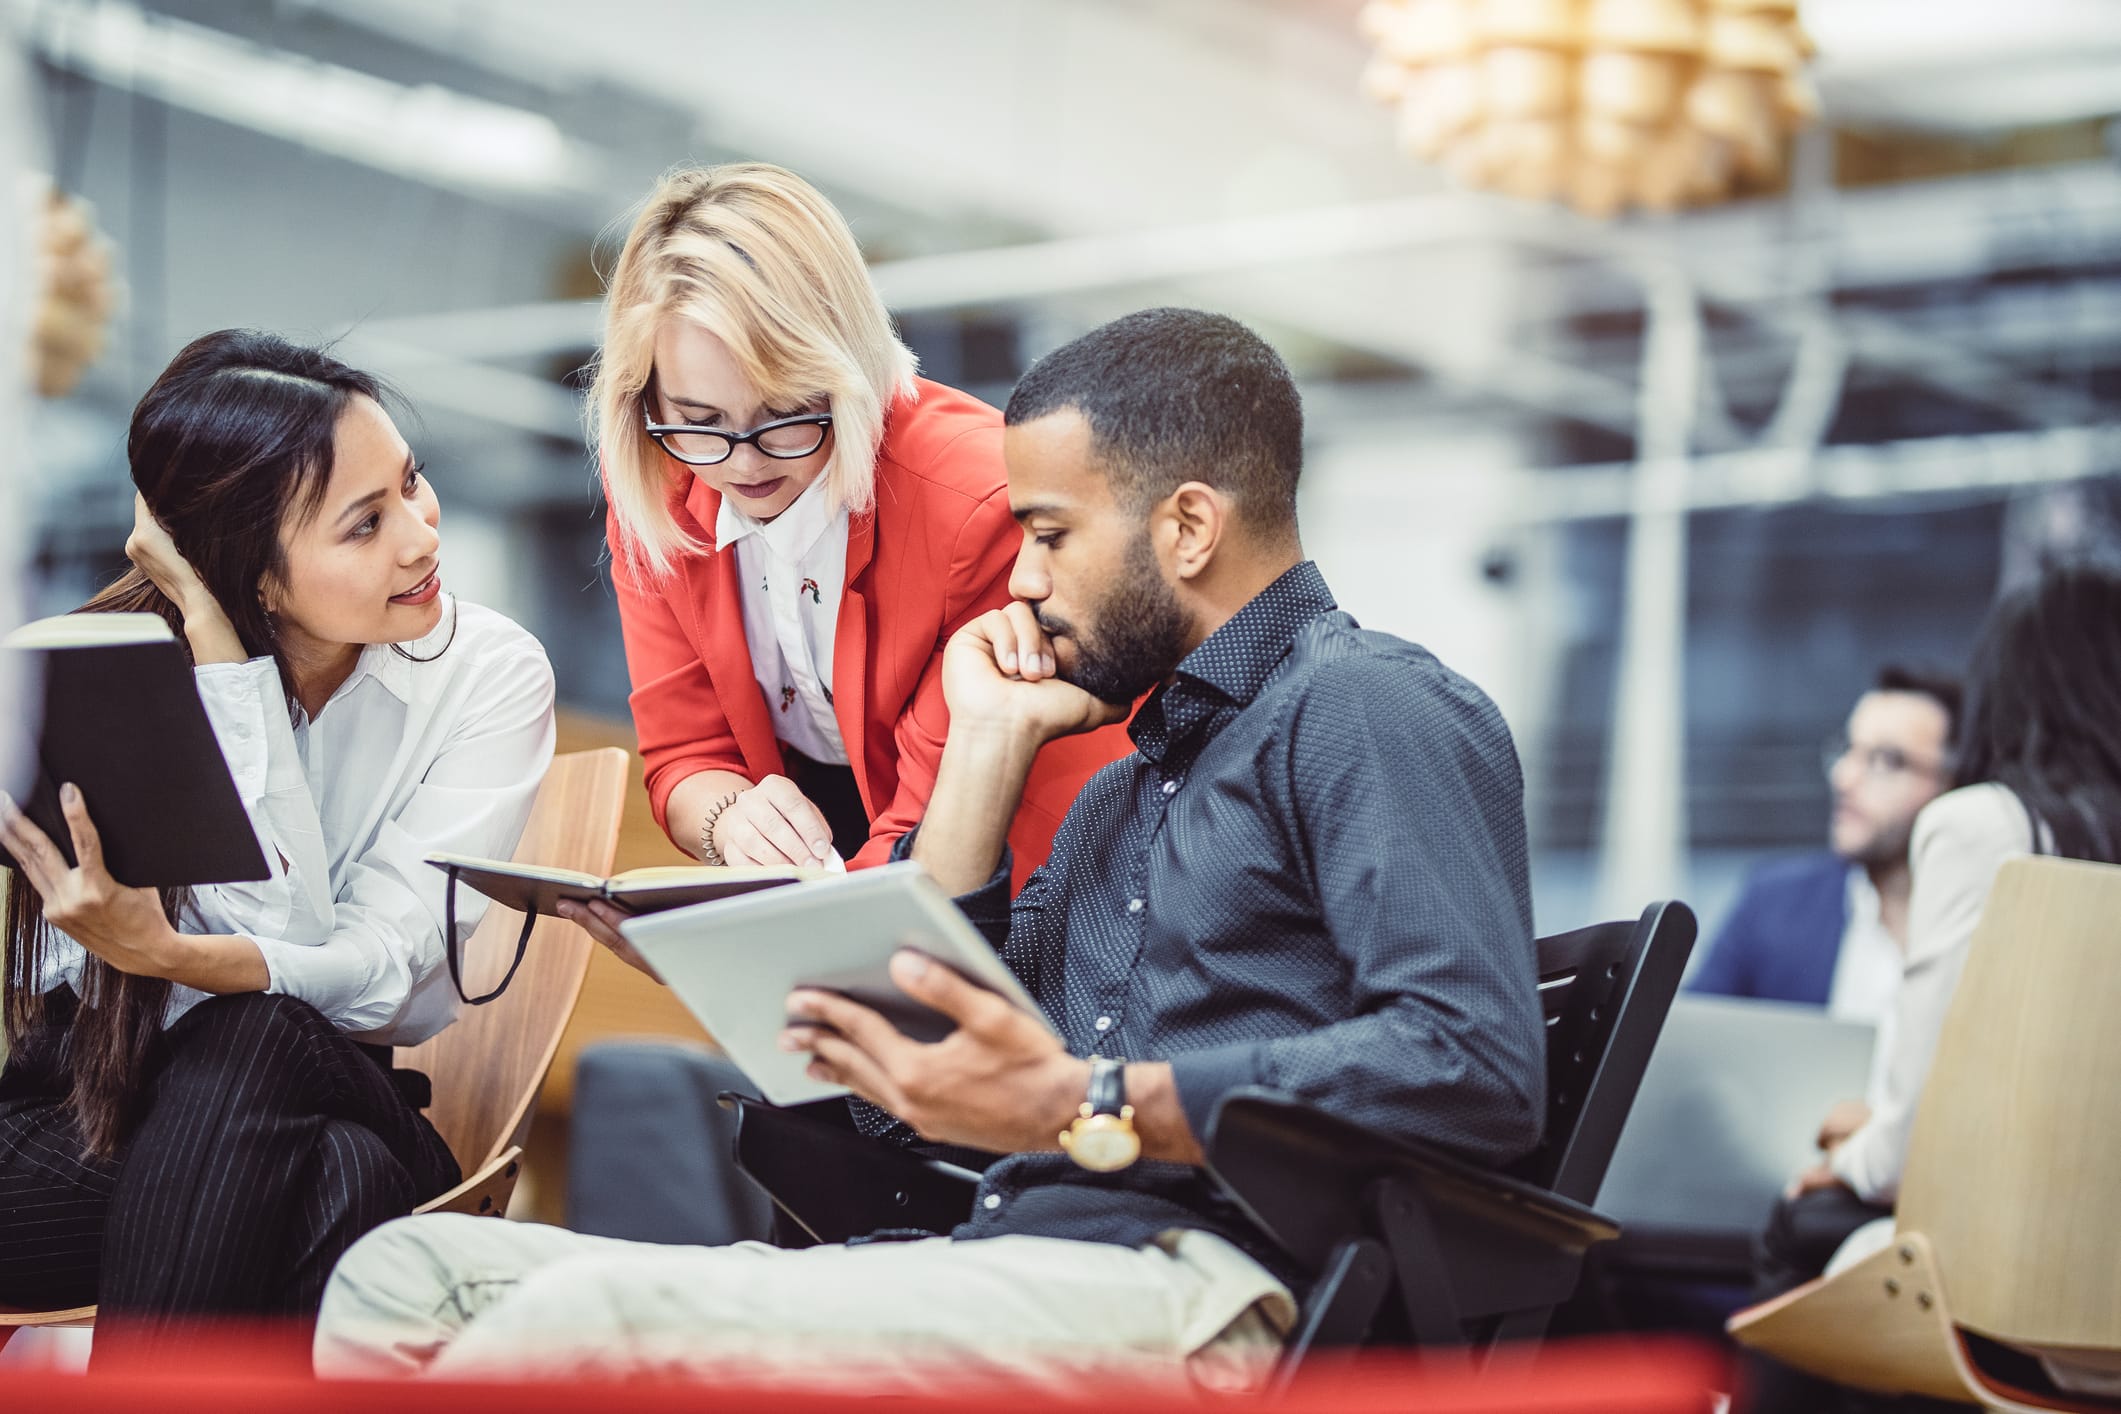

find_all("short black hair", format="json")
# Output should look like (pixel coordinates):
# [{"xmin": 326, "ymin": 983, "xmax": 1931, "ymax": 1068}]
[
  {"xmin": 1872, "ymin": 663, "xmax": 1964, "ymax": 740},
  {"xmin": 1004, "ymin": 308, "xmax": 1303, "ymax": 537}
]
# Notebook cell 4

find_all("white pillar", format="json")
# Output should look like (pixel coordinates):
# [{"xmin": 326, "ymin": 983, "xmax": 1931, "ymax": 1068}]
[{"xmin": 1594, "ymin": 261, "xmax": 1699, "ymax": 919}]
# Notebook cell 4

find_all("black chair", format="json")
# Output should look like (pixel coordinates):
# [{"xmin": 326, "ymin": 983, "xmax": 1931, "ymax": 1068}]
[
  {"xmin": 723, "ymin": 900, "xmax": 1696, "ymax": 1380},
  {"xmin": 1202, "ymin": 900, "xmax": 1696, "ymax": 1385}
]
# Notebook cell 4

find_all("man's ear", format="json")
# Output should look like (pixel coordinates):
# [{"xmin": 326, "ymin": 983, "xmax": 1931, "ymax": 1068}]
[{"xmin": 1163, "ymin": 482, "xmax": 1228, "ymax": 582}]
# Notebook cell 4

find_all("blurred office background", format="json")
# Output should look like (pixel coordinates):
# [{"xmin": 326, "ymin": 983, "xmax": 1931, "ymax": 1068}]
[{"xmin": 9, "ymin": 0, "xmax": 2121, "ymax": 937}]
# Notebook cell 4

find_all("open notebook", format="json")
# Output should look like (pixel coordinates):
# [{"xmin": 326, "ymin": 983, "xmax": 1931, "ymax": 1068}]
[{"xmin": 425, "ymin": 853, "xmax": 837, "ymax": 918}]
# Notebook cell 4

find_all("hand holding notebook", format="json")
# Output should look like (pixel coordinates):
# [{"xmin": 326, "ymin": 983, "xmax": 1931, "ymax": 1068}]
[{"xmin": 1, "ymin": 612, "xmax": 267, "ymax": 888}]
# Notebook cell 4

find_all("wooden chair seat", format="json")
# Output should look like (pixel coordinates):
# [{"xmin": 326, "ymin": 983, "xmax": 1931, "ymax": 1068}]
[{"xmin": 1727, "ymin": 1230, "xmax": 1970, "ymax": 1404}]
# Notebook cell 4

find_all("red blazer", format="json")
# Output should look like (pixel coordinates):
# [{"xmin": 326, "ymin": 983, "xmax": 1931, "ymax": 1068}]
[{"xmin": 611, "ymin": 379, "xmax": 1132, "ymax": 886}]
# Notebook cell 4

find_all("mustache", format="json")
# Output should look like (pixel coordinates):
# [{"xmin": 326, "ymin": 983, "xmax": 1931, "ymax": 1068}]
[{"xmin": 1033, "ymin": 610, "xmax": 1072, "ymax": 639}]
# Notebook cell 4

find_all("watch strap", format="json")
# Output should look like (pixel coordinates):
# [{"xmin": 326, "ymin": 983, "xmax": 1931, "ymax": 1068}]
[{"xmin": 1086, "ymin": 1056, "xmax": 1127, "ymax": 1118}]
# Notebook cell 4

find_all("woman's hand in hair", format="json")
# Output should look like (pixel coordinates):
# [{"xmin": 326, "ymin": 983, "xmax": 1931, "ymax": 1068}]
[
  {"xmin": 125, "ymin": 493, "xmax": 246, "ymax": 665},
  {"xmin": 0, "ymin": 784, "xmax": 269, "ymax": 992}
]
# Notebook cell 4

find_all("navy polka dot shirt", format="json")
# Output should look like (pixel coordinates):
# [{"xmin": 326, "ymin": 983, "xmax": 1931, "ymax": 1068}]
[{"xmin": 873, "ymin": 561, "xmax": 1546, "ymax": 1280}]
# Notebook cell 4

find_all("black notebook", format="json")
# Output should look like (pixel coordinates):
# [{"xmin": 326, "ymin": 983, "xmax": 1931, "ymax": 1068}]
[{"xmin": 1, "ymin": 612, "xmax": 270, "ymax": 888}]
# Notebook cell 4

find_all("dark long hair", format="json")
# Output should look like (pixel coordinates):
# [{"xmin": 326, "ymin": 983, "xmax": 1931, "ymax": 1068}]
[
  {"xmin": 3, "ymin": 330, "xmax": 385, "ymax": 1155},
  {"xmin": 1953, "ymin": 563, "xmax": 2121, "ymax": 865}
]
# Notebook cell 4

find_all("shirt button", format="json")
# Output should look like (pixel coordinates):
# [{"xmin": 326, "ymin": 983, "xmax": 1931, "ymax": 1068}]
[
  {"xmin": 982, "ymin": 1194, "xmax": 1002, "ymax": 1211},
  {"xmin": 1162, "ymin": 780, "xmax": 1178, "ymax": 796},
  {"xmin": 1127, "ymin": 898, "xmax": 1144, "ymax": 914},
  {"xmin": 1095, "ymin": 1015, "xmax": 1113, "ymax": 1032}
]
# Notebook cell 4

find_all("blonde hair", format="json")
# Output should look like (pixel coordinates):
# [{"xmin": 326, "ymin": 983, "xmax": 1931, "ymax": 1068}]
[{"xmin": 591, "ymin": 163, "xmax": 919, "ymax": 578}]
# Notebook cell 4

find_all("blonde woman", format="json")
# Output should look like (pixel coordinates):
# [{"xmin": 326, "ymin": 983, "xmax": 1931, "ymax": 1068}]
[{"xmin": 582, "ymin": 163, "xmax": 1128, "ymax": 917}]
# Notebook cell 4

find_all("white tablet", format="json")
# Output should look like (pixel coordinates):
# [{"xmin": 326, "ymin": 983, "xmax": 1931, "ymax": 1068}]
[{"xmin": 617, "ymin": 860, "xmax": 1056, "ymax": 1105}]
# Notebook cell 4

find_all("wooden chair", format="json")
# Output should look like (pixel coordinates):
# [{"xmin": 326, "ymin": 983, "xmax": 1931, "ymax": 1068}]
[
  {"xmin": 1728, "ymin": 855, "xmax": 2121, "ymax": 1412},
  {"xmin": 0, "ymin": 746, "xmax": 628, "ymax": 1353},
  {"xmin": 725, "ymin": 899, "xmax": 1699, "ymax": 1387}
]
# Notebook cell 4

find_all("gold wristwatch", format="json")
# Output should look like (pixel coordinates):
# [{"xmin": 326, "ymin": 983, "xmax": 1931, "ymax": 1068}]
[{"xmin": 1060, "ymin": 1056, "xmax": 1140, "ymax": 1173}]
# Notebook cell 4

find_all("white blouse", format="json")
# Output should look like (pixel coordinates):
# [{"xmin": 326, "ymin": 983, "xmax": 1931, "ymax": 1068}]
[
  {"xmin": 1829, "ymin": 782, "xmax": 2039, "ymax": 1204},
  {"xmin": 716, "ymin": 475, "xmax": 850, "ymax": 767},
  {"xmin": 39, "ymin": 597, "xmax": 556, "ymax": 1047}
]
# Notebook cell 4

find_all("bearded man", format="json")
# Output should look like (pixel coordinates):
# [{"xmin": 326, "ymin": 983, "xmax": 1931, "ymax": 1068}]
[{"xmin": 315, "ymin": 308, "xmax": 1547, "ymax": 1395}]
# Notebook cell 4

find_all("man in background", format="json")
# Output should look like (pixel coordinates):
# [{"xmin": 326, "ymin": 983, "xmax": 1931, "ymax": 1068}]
[{"xmin": 1689, "ymin": 666, "xmax": 1960, "ymax": 1026}]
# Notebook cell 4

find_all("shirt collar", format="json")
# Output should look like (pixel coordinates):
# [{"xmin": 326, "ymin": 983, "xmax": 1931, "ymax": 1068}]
[
  {"xmin": 1128, "ymin": 561, "xmax": 1337, "ymax": 762},
  {"xmin": 335, "ymin": 593, "xmax": 457, "ymax": 711},
  {"xmin": 1174, "ymin": 560, "xmax": 1337, "ymax": 705},
  {"xmin": 715, "ymin": 473, "xmax": 841, "ymax": 564}
]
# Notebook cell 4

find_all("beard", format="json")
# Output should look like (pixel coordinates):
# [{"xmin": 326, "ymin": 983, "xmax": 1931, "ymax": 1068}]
[{"xmin": 1038, "ymin": 532, "xmax": 1192, "ymax": 706}]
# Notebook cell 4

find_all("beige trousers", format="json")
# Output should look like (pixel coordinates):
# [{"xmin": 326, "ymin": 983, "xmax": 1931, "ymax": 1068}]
[{"xmin": 315, "ymin": 1213, "xmax": 1295, "ymax": 1396}]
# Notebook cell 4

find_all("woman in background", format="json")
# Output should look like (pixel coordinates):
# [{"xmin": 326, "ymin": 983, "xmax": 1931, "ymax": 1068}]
[
  {"xmin": 0, "ymin": 331, "xmax": 555, "ymax": 1358},
  {"xmin": 1746, "ymin": 563, "xmax": 2121, "ymax": 1413}
]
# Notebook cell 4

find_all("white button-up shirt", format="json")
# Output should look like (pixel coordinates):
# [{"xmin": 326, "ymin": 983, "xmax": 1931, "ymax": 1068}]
[
  {"xmin": 38, "ymin": 598, "xmax": 556, "ymax": 1045},
  {"xmin": 1829, "ymin": 783, "xmax": 2041, "ymax": 1204},
  {"xmin": 716, "ymin": 476, "xmax": 850, "ymax": 767},
  {"xmin": 1827, "ymin": 866, "xmax": 1903, "ymax": 1104}
]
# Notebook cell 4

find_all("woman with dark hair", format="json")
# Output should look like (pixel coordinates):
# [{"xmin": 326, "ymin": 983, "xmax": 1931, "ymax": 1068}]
[
  {"xmin": 0, "ymin": 330, "xmax": 555, "ymax": 1355},
  {"xmin": 1747, "ymin": 562, "xmax": 2121, "ymax": 1412}
]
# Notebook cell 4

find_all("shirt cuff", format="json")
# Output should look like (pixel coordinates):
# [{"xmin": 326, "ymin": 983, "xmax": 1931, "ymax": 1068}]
[
  {"xmin": 1166, "ymin": 1039, "xmax": 1269, "ymax": 1151},
  {"xmin": 193, "ymin": 657, "xmax": 283, "ymax": 796},
  {"xmin": 891, "ymin": 827, "xmax": 1013, "ymax": 946},
  {"xmin": 1828, "ymin": 1127, "xmax": 1890, "ymax": 1204},
  {"xmin": 248, "ymin": 932, "xmax": 405, "ymax": 1035}
]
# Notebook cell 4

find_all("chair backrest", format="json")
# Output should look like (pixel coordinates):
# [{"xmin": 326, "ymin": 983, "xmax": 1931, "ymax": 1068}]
[
  {"xmin": 396, "ymin": 747, "xmax": 628, "ymax": 1175},
  {"xmin": 1896, "ymin": 854, "xmax": 2121, "ymax": 1353},
  {"xmin": 1513, "ymin": 901, "xmax": 1698, "ymax": 1203}
]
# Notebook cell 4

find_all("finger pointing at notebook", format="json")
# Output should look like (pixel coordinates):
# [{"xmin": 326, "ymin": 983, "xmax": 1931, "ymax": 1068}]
[{"xmin": 713, "ymin": 774, "xmax": 836, "ymax": 867}]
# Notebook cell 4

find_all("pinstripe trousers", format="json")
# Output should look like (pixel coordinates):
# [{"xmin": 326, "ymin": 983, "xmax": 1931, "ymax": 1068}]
[{"xmin": 0, "ymin": 988, "xmax": 457, "ymax": 1361}]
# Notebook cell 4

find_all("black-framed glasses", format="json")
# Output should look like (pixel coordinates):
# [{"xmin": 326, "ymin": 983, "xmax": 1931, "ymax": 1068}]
[
  {"xmin": 1820, "ymin": 734, "xmax": 1946, "ymax": 782},
  {"xmin": 642, "ymin": 394, "xmax": 833, "ymax": 467}
]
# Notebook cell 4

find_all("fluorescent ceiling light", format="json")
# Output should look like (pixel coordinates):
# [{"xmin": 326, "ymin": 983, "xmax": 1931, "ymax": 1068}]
[
  {"xmin": 1807, "ymin": 0, "xmax": 2121, "ymax": 132},
  {"xmin": 26, "ymin": 0, "xmax": 600, "ymax": 197},
  {"xmin": 1807, "ymin": 0, "xmax": 2121, "ymax": 73}
]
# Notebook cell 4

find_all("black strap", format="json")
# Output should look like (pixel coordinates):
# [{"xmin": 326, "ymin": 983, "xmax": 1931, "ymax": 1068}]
[
  {"xmin": 443, "ymin": 864, "xmax": 534, "ymax": 1006},
  {"xmin": 1087, "ymin": 1056, "xmax": 1128, "ymax": 1117}
]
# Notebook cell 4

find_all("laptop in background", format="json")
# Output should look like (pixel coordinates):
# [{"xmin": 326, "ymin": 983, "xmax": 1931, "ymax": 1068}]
[{"xmin": 1595, "ymin": 995, "xmax": 1876, "ymax": 1261}]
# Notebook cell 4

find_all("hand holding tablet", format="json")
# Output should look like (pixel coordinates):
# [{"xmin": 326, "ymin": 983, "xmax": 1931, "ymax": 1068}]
[{"xmin": 618, "ymin": 861, "xmax": 1057, "ymax": 1106}]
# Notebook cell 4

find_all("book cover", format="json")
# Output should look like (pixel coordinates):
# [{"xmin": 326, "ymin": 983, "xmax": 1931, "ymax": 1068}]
[{"xmin": 1, "ymin": 613, "xmax": 270, "ymax": 888}]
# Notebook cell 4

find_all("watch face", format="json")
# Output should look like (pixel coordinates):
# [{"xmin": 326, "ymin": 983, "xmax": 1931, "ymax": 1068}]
[{"xmin": 1067, "ymin": 1115, "xmax": 1142, "ymax": 1173}]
